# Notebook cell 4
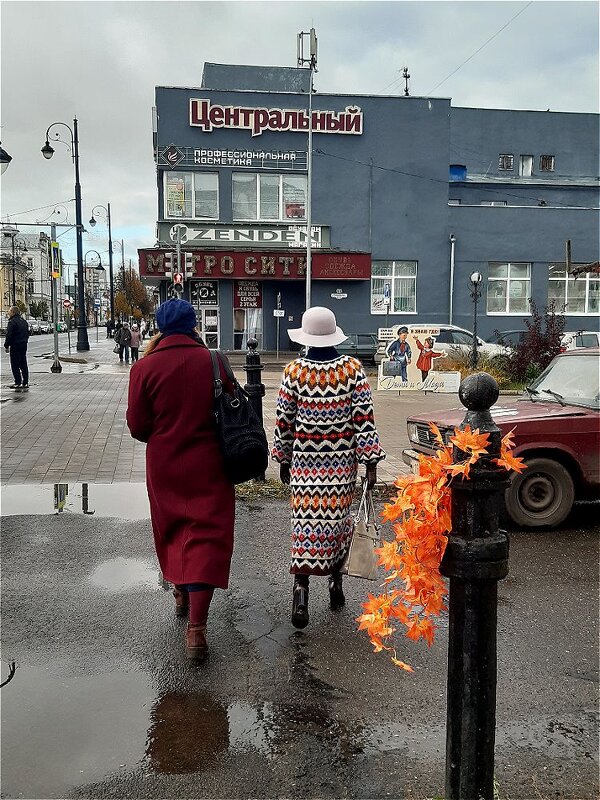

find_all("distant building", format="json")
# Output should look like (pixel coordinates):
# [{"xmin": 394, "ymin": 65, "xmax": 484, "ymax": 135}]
[
  {"xmin": 0, "ymin": 231, "xmax": 55, "ymax": 317},
  {"xmin": 141, "ymin": 63, "xmax": 599, "ymax": 349}
]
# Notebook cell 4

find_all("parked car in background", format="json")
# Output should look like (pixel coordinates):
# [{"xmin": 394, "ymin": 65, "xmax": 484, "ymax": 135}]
[
  {"xmin": 375, "ymin": 324, "xmax": 505, "ymax": 364},
  {"xmin": 338, "ymin": 333, "xmax": 379, "ymax": 365},
  {"xmin": 56, "ymin": 321, "xmax": 68, "ymax": 333},
  {"xmin": 402, "ymin": 348, "xmax": 600, "ymax": 528},
  {"xmin": 561, "ymin": 330, "xmax": 600, "ymax": 350},
  {"xmin": 488, "ymin": 328, "xmax": 600, "ymax": 354},
  {"xmin": 39, "ymin": 321, "xmax": 53, "ymax": 334},
  {"xmin": 28, "ymin": 319, "xmax": 42, "ymax": 335},
  {"xmin": 485, "ymin": 329, "xmax": 527, "ymax": 350}
]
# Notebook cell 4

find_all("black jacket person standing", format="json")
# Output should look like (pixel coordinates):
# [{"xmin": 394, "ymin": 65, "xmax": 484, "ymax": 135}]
[{"xmin": 4, "ymin": 307, "xmax": 31, "ymax": 391}]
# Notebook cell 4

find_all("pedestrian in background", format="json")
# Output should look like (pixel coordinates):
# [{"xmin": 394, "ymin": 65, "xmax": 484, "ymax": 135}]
[
  {"xmin": 272, "ymin": 306, "xmax": 385, "ymax": 629},
  {"xmin": 117, "ymin": 322, "xmax": 132, "ymax": 364},
  {"xmin": 127, "ymin": 298, "xmax": 235, "ymax": 663},
  {"xmin": 3, "ymin": 306, "xmax": 30, "ymax": 392},
  {"xmin": 106, "ymin": 318, "xmax": 115, "ymax": 339},
  {"xmin": 130, "ymin": 324, "xmax": 141, "ymax": 363},
  {"xmin": 140, "ymin": 319, "xmax": 147, "ymax": 341}
]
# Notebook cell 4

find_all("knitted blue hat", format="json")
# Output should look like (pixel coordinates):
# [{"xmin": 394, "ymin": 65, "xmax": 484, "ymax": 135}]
[{"xmin": 156, "ymin": 299, "xmax": 197, "ymax": 335}]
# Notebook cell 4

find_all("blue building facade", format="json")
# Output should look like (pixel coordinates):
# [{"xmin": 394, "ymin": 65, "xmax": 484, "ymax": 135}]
[{"xmin": 140, "ymin": 63, "xmax": 599, "ymax": 350}]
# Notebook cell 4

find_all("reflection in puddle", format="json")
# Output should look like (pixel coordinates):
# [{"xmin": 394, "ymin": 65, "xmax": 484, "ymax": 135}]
[
  {"xmin": 1, "ymin": 482, "xmax": 150, "ymax": 518},
  {"xmin": 1, "ymin": 665, "xmax": 152, "ymax": 799},
  {"xmin": 88, "ymin": 557, "xmax": 159, "ymax": 593}
]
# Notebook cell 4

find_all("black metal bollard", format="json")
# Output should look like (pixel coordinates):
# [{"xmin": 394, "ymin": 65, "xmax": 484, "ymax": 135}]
[
  {"xmin": 244, "ymin": 337, "xmax": 266, "ymax": 481},
  {"xmin": 439, "ymin": 372, "xmax": 510, "ymax": 800}
]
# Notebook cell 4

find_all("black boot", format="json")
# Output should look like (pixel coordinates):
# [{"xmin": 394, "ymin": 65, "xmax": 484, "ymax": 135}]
[
  {"xmin": 291, "ymin": 575, "xmax": 309, "ymax": 629},
  {"xmin": 328, "ymin": 571, "xmax": 345, "ymax": 610}
]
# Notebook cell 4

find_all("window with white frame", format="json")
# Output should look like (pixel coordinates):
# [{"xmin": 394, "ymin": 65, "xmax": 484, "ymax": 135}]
[
  {"xmin": 540, "ymin": 155, "xmax": 555, "ymax": 172},
  {"xmin": 487, "ymin": 262, "xmax": 531, "ymax": 314},
  {"xmin": 164, "ymin": 171, "xmax": 218, "ymax": 219},
  {"xmin": 371, "ymin": 261, "xmax": 417, "ymax": 314},
  {"xmin": 232, "ymin": 173, "xmax": 307, "ymax": 221},
  {"xmin": 498, "ymin": 154, "xmax": 514, "ymax": 171},
  {"xmin": 548, "ymin": 264, "xmax": 599, "ymax": 314}
]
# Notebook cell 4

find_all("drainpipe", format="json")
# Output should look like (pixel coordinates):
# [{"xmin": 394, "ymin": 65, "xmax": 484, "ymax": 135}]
[{"xmin": 449, "ymin": 234, "xmax": 456, "ymax": 325}]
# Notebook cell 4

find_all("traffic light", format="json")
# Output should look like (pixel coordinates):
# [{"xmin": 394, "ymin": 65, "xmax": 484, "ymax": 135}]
[
  {"xmin": 184, "ymin": 252, "xmax": 195, "ymax": 276},
  {"xmin": 164, "ymin": 252, "xmax": 174, "ymax": 278}
]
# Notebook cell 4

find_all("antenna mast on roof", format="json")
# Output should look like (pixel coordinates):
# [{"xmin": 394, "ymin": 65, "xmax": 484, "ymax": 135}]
[
  {"xmin": 297, "ymin": 28, "xmax": 318, "ymax": 310},
  {"xmin": 403, "ymin": 66, "xmax": 410, "ymax": 96}
]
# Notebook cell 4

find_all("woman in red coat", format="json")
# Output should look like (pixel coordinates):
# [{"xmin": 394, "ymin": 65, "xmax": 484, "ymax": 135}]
[{"xmin": 126, "ymin": 299, "xmax": 234, "ymax": 663}]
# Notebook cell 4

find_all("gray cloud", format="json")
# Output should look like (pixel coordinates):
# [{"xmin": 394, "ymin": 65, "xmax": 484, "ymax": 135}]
[{"xmin": 1, "ymin": 1, "xmax": 597, "ymax": 264}]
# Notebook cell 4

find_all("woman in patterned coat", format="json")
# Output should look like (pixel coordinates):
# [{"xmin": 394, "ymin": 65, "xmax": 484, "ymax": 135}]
[{"xmin": 272, "ymin": 306, "xmax": 385, "ymax": 628}]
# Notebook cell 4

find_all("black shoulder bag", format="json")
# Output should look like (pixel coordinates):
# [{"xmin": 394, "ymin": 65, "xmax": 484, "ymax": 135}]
[{"xmin": 209, "ymin": 350, "xmax": 269, "ymax": 484}]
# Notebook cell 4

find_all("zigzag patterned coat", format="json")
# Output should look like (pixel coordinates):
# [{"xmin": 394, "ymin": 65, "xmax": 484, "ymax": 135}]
[{"xmin": 272, "ymin": 355, "xmax": 385, "ymax": 576}]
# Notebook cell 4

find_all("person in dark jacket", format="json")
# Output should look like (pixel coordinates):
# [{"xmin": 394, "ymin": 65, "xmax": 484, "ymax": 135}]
[
  {"xmin": 116, "ymin": 322, "xmax": 132, "ymax": 364},
  {"xmin": 127, "ymin": 299, "xmax": 235, "ymax": 663},
  {"xmin": 4, "ymin": 307, "xmax": 30, "ymax": 391}
]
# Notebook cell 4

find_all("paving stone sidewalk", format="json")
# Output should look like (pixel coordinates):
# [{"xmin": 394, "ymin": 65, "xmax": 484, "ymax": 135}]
[{"xmin": 1, "ymin": 337, "xmax": 456, "ymax": 485}]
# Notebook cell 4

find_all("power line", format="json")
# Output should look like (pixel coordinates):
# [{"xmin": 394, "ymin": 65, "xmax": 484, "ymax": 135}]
[
  {"xmin": 426, "ymin": 2, "xmax": 534, "ymax": 95},
  {"xmin": 5, "ymin": 199, "xmax": 74, "ymax": 218}
]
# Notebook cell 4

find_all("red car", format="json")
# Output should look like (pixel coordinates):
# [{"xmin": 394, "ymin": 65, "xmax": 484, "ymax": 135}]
[{"xmin": 403, "ymin": 348, "xmax": 600, "ymax": 528}]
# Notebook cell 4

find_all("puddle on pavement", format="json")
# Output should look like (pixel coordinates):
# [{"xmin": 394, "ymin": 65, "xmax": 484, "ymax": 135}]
[
  {"xmin": 1, "ymin": 664, "xmax": 153, "ymax": 799},
  {"xmin": 4, "ymin": 657, "xmax": 595, "ymax": 797},
  {"xmin": 1, "ymin": 482, "xmax": 150, "ymax": 518},
  {"xmin": 89, "ymin": 557, "xmax": 159, "ymax": 593}
]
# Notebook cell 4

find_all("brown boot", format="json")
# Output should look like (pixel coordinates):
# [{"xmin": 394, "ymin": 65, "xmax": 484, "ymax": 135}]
[
  {"xmin": 173, "ymin": 586, "xmax": 189, "ymax": 617},
  {"xmin": 186, "ymin": 623, "xmax": 208, "ymax": 663}
]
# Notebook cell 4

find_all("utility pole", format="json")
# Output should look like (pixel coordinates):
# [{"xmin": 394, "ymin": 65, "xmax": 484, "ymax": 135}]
[
  {"xmin": 49, "ymin": 224, "xmax": 62, "ymax": 373},
  {"xmin": 298, "ymin": 27, "xmax": 318, "ymax": 311}
]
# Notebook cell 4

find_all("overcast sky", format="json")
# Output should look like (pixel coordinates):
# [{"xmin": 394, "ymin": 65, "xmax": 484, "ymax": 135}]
[{"xmin": 1, "ymin": 0, "xmax": 598, "ymax": 269}]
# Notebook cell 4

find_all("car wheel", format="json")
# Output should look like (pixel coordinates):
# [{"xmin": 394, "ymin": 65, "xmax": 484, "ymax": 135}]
[{"xmin": 505, "ymin": 457, "xmax": 575, "ymax": 529}]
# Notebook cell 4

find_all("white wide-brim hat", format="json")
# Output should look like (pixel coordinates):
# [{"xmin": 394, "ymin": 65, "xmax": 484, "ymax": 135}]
[{"xmin": 288, "ymin": 306, "xmax": 347, "ymax": 347}]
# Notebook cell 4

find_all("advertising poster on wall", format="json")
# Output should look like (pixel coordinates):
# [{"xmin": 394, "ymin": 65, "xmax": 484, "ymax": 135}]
[{"xmin": 377, "ymin": 325, "xmax": 461, "ymax": 393}]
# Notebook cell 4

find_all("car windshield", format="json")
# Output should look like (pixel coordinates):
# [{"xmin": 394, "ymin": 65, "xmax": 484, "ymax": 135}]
[{"xmin": 529, "ymin": 354, "xmax": 600, "ymax": 409}]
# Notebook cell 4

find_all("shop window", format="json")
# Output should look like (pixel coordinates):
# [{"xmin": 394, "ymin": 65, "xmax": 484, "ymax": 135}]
[
  {"xmin": 371, "ymin": 261, "xmax": 417, "ymax": 314},
  {"xmin": 498, "ymin": 154, "xmax": 514, "ymax": 171},
  {"xmin": 519, "ymin": 155, "xmax": 534, "ymax": 177},
  {"xmin": 164, "ymin": 172, "xmax": 218, "ymax": 219},
  {"xmin": 487, "ymin": 262, "xmax": 531, "ymax": 314},
  {"xmin": 548, "ymin": 264, "xmax": 599, "ymax": 314},
  {"xmin": 540, "ymin": 155, "xmax": 555, "ymax": 172},
  {"xmin": 27, "ymin": 278, "xmax": 35, "ymax": 295},
  {"xmin": 232, "ymin": 173, "xmax": 307, "ymax": 221}
]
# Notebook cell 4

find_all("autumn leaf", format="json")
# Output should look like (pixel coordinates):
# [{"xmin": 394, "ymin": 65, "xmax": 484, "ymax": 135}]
[
  {"xmin": 450, "ymin": 425, "xmax": 490, "ymax": 459},
  {"xmin": 495, "ymin": 451, "xmax": 527, "ymax": 473},
  {"xmin": 501, "ymin": 427, "xmax": 517, "ymax": 451},
  {"xmin": 391, "ymin": 656, "xmax": 415, "ymax": 673},
  {"xmin": 447, "ymin": 460, "xmax": 472, "ymax": 480},
  {"xmin": 428, "ymin": 421, "xmax": 445, "ymax": 446}
]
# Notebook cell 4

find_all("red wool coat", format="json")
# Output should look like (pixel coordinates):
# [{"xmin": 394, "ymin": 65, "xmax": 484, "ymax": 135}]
[{"xmin": 126, "ymin": 335, "xmax": 235, "ymax": 588}]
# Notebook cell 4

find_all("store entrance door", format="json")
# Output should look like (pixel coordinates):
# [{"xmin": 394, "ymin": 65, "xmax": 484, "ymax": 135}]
[
  {"xmin": 233, "ymin": 308, "xmax": 263, "ymax": 350},
  {"xmin": 197, "ymin": 308, "xmax": 219, "ymax": 348}
]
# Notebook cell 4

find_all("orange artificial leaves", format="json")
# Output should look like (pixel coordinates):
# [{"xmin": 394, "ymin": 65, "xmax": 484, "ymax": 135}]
[{"xmin": 357, "ymin": 422, "xmax": 526, "ymax": 671}]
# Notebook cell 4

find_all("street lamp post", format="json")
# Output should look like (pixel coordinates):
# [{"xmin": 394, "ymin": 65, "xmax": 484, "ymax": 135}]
[
  {"xmin": 469, "ymin": 271, "xmax": 483, "ymax": 369},
  {"xmin": 89, "ymin": 203, "xmax": 114, "ymax": 323},
  {"xmin": 42, "ymin": 118, "xmax": 89, "ymax": 351}
]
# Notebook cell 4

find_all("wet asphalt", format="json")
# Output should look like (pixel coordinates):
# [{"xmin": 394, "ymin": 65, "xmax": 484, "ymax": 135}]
[{"xmin": 1, "ymin": 487, "xmax": 598, "ymax": 800}]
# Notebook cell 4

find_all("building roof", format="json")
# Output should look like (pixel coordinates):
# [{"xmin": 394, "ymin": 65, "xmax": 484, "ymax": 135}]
[{"xmin": 201, "ymin": 63, "xmax": 311, "ymax": 94}]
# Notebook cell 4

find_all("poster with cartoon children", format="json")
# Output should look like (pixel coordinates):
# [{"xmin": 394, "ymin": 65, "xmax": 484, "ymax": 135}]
[{"xmin": 378, "ymin": 326, "xmax": 460, "ymax": 392}]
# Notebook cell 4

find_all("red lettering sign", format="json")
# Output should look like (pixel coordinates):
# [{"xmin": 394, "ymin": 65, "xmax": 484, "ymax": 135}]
[{"xmin": 138, "ymin": 250, "xmax": 371, "ymax": 280}]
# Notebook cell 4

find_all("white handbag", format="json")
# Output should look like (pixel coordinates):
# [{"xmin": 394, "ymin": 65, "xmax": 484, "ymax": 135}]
[{"xmin": 340, "ymin": 482, "xmax": 380, "ymax": 580}]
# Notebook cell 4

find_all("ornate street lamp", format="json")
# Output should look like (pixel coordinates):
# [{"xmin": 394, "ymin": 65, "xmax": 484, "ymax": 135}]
[
  {"xmin": 469, "ymin": 271, "xmax": 483, "ymax": 369},
  {"xmin": 41, "ymin": 118, "xmax": 89, "ymax": 351},
  {"xmin": 0, "ymin": 142, "xmax": 12, "ymax": 175},
  {"xmin": 89, "ymin": 204, "xmax": 115, "ymax": 324}
]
